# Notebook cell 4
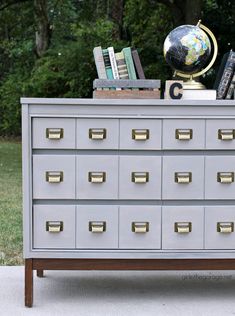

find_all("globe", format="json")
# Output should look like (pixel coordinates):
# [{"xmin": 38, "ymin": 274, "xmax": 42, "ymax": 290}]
[{"xmin": 163, "ymin": 24, "xmax": 212, "ymax": 74}]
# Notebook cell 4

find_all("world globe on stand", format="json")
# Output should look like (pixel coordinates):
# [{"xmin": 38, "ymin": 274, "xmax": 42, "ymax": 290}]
[{"xmin": 163, "ymin": 25, "xmax": 212, "ymax": 75}]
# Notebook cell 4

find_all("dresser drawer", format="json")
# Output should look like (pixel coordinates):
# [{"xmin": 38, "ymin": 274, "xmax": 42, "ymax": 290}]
[
  {"xmin": 205, "ymin": 156, "xmax": 235, "ymax": 199},
  {"xmin": 163, "ymin": 119, "xmax": 205, "ymax": 149},
  {"xmin": 76, "ymin": 155, "xmax": 118, "ymax": 199},
  {"xmin": 162, "ymin": 156, "xmax": 204, "ymax": 200},
  {"xmin": 119, "ymin": 206, "xmax": 161, "ymax": 249},
  {"xmin": 119, "ymin": 119, "xmax": 161, "ymax": 150},
  {"xmin": 76, "ymin": 118, "xmax": 119, "ymax": 149},
  {"xmin": 206, "ymin": 119, "xmax": 235, "ymax": 149},
  {"xmin": 205, "ymin": 206, "xmax": 235, "ymax": 249},
  {"xmin": 76, "ymin": 205, "xmax": 118, "ymax": 249},
  {"xmin": 32, "ymin": 118, "xmax": 76, "ymax": 149},
  {"xmin": 33, "ymin": 155, "xmax": 76, "ymax": 199},
  {"xmin": 33, "ymin": 205, "xmax": 76, "ymax": 249},
  {"xmin": 119, "ymin": 156, "xmax": 161, "ymax": 200},
  {"xmin": 162, "ymin": 206, "xmax": 204, "ymax": 249}
]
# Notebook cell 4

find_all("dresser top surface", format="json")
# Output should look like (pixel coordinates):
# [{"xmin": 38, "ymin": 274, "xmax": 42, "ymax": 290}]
[{"xmin": 21, "ymin": 98, "xmax": 235, "ymax": 107}]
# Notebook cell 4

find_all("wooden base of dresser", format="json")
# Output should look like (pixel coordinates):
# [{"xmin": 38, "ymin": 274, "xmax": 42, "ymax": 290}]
[{"xmin": 25, "ymin": 258, "xmax": 235, "ymax": 307}]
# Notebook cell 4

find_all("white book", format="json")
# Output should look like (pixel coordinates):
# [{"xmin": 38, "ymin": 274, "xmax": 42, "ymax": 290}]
[
  {"xmin": 182, "ymin": 89, "xmax": 217, "ymax": 100},
  {"xmin": 107, "ymin": 47, "xmax": 121, "ymax": 91},
  {"xmin": 93, "ymin": 46, "xmax": 107, "ymax": 79}
]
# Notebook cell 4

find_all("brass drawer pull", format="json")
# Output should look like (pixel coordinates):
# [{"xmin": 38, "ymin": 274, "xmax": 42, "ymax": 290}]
[
  {"xmin": 88, "ymin": 172, "xmax": 106, "ymax": 183},
  {"xmin": 132, "ymin": 172, "xmax": 149, "ymax": 183},
  {"xmin": 217, "ymin": 172, "xmax": 234, "ymax": 184},
  {"xmin": 46, "ymin": 128, "xmax": 64, "ymax": 140},
  {"xmin": 46, "ymin": 171, "xmax": 63, "ymax": 183},
  {"xmin": 132, "ymin": 129, "xmax": 149, "ymax": 140},
  {"xmin": 46, "ymin": 221, "xmax": 63, "ymax": 233},
  {"xmin": 218, "ymin": 129, "xmax": 235, "ymax": 140},
  {"xmin": 132, "ymin": 222, "xmax": 149, "ymax": 233},
  {"xmin": 89, "ymin": 128, "xmax": 106, "ymax": 140},
  {"xmin": 175, "ymin": 172, "xmax": 192, "ymax": 184},
  {"xmin": 175, "ymin": 222, "xmax": 192, "ymax": 233},
  {"xmin": 217, "ymin": 222, "xmax": 234, "ymax": 233},
  {"xmin": 89, "ymin": 221, "xmax": 106, "ymax": 233},
  {"xmin": 175, "ymin": 129, "xmax": 193, "ymax": 140}
]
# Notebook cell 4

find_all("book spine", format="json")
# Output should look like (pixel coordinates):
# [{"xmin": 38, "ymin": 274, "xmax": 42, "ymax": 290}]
[
  {"xmin": 108, "ymin": 47, "xmax": 119, "ymax": 79},
  {"xmin": 102, "ymin": 49, "xmax": 114, "ymax": 79},
  {"xmin": 93, "ymin": 46, "xmax": 107, "ymax": 79},
  {"xmin": 131, "ymin": 48, "xmax": 145, "ymax": 79},
  {"xmin": 225, "ymin": 72, "xmax": 235, "ymax": 99},
  {"xmin": 217, "ymin": 50, "xmax": 235, "ymax": 99},
  {"xmin": 122, "ymin": 47, "xmax": 137, "ymax": 80},
  {"xmin": 115, "ymin": 52, "xmax": 129, "ymax": 79}
]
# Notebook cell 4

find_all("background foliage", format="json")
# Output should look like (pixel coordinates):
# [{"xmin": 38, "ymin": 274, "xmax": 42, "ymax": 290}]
[{"xmin": 0, "ymin": 0, "xmax": 234, "ymax": 136}]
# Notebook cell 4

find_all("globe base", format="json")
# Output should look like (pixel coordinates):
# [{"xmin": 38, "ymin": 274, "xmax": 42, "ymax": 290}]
[{"xmin": 183, "ymin": 79, "xmax": 206, "ymax": 90}]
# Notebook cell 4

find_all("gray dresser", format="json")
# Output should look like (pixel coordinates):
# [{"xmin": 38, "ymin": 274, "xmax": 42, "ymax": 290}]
[{"xmin": 21, "ymin": 98, "xmax": 235, "ymax": 306}]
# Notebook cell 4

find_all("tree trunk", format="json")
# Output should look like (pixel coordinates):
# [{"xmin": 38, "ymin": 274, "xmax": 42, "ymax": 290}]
[
  {"xmin": 108, "ymin": 0, "xmax": 125, "ymax": 40},
  {"xmin": 185, "ymin": 0, "xmax": 202, "ymax": 25},
  {"xmin": 34, "ymin": 0, "xmax": 51, "ymax": 57}
]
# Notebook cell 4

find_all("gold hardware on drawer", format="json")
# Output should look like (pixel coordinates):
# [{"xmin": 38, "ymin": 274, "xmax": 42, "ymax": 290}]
[
  {"xmin": 46, "ymin": 171, "xmax": 63, "ymax": 183},
  {"xmin": 217, "ymin": 222, "xmax": 234, "ymax": 233},
  {"xmin": 88, "ymin": 172, "xmax": 106, "ymax": 183},
  {"xmin": 175, "ymin": 129, "xmax": 193, "ymax": 140},
  {"xmin": 218, "ymin": 129, "xmax": 235, "ymax": 140},
  {"xmin": 175, "ymin": 172, "xmax": 192, "ymax": 184},
  {"xmin": 217, "ymin": 172, "xmax": 234, "ymax": 184},
  {"xmin": 89, "ymin": 221, "xmax": 106, "ymax": 233},
  {"xmin": 132, "ymin": 129, "xmax": 149, "ymax": 140},
  {"xmin": 174, "ymin": 222, "xmax": 192, "ymax": 233},
  {"xmin": 46, "ymin": 128, "xmax": 64, "ymax": 140},
  {"xmin": 132, "ymin": 222, "xmax": 149, "ymax": 233},
  {"xmin": 46, "ymin": 221, "xmax": 63, "ymax": 233},
  {"xmin": 132, "ymin": 172, "xmax": 149, "ymax": 183},
  {"xmin": 89, "ymin": 128, "xmax": 106, "ymax": 140}
]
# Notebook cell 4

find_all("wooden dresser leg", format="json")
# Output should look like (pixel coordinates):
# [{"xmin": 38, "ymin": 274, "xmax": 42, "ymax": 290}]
[
  {"xmin": 25, "ymin": 259, "xmax": 33, "ymax": 307},
  {"xmin": 37, "ymin": 269, "xmax": 44, "ymax": 278}
]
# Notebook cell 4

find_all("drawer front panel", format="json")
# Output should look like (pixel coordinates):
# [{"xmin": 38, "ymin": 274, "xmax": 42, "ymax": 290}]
[
  {"xmin": 119, "ymin": 206, "xmax": 161, "ymax": 249},
  {"xmin": 162, "ymin": 206, "xmax": 204, "ymax": 249},
  {"xmin": 76, "ymin": 205, "xmax": 118, "ymax": 249},
  {"xmin": 76, "ymin": 118, "xmax": 119, "ymax": 149},
  {"xmin": 119, "ymin": 156, "xmax": 161, "ymax": 200},
  {"xmin": 205, "ymin": 156, "xmax": 235, "ymax": 199},
  {"xmin": 163, "ymin": 119, "xmax": 205, "ymax": 149},
  {"xmin": 33, "ymin": 205, "xmax": 76, "ymax": 249},
  {"xmin": 32, "ymin": 118, "xmax": 76, "ymax": 149},
  {"xmin": 205, "ymin": 206, "xmax": 235, "ymax": 249},
  {"xmin": 206, "ymin": 119, "xmax": 235, "ymax": 149},
  {"xmin": 33, "ymin": 155, "xmax": 76, "ymax": 199},
  {"xmin": 120, "ymin": 119, "xmax": 161, "ymax": 150},
  {"xmin": 76, "ymin": 155, "xmax": 118, "ymax": 199},
  {"xmin": 162, "ymin": 156, "xmax": 204, "ymax": 200}
]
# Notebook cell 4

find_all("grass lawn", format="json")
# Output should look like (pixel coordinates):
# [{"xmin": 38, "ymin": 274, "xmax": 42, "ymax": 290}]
[{"xmin": 0, "ymin": 139, "xmax": 23, "ymax": 265}]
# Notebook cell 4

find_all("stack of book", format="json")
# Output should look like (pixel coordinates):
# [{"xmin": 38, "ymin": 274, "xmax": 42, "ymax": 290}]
[
  {"xmin": 214, "ymin": 49, "xmax": 235, "ymax": 100},
  {"xmin": 93, "ymin": 46, "xmax": 160, "ymax": 99}
]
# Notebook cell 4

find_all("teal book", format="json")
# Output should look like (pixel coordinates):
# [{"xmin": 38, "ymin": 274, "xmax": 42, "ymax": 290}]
[
  {"xmin": 122, "ymin": 47, "xmax": 137, "ymax": 80},
  {"xmin": 102, "ymin": 49, "xmax": 114, "ymax": 79}
]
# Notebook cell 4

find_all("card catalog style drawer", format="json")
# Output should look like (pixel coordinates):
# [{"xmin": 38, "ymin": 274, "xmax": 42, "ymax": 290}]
[
  {"xmin": 76, "ymin": 118, "xmax": 119, "ymax": 149},
  {"xmin": 32, "ymin": 118, "xmax": 76, "ymax": 149},
  {"xmin": 76, "ymin": 155, "xmax": 118, "ymax": 199},
  {"xmin": 162, "ymin": 206, "xmax": 204, "ymax": 249},
  {"xmin": 119, "ymin": 156, "xmax": 161, "ymax": 200},
  {"xmin": 206, "ymin": 119, "xmax": 235, "ymax": 149},
  {"xmin": 119, "ymin": 206, "xmax": 161, "ymax": 249},
  {"xmin": 76, "ymin": 205, "xmax": 118, "ymax": 249},
  {"xmin": 33, "ymin": 205, "xmax": 76, "ymax": 249},
  {"xmin": 205, "ymin": 156, "xmax": 235, "ymax": 199},
  {"xmin": 119, "ymin": 119, "xmax": 161, "ymax": 150},
  {"xmin": 33, "ymin": 155, "xmax": 76, "ymax": 199},
  {"xmin": 163, "ymin": 119, "xmax": 205, "ymax": 149},
  {"xmin": 205, "ymin": 207, "xmax": 235, "ymax": 249},
  {"xmin": 162, "ymin": 156, "xmax": 204, "ymax": 200}
]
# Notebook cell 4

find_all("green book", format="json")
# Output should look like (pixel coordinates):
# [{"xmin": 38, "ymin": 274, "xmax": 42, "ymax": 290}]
[{"xmin": 122, "ymin": 47, "xmax": 137, "ymax": 80}]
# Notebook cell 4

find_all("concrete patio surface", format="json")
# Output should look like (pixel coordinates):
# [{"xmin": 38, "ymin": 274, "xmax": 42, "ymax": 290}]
[{"xmin": 1, "ymin": 266, "xmax": 235, "ymax": 315}]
